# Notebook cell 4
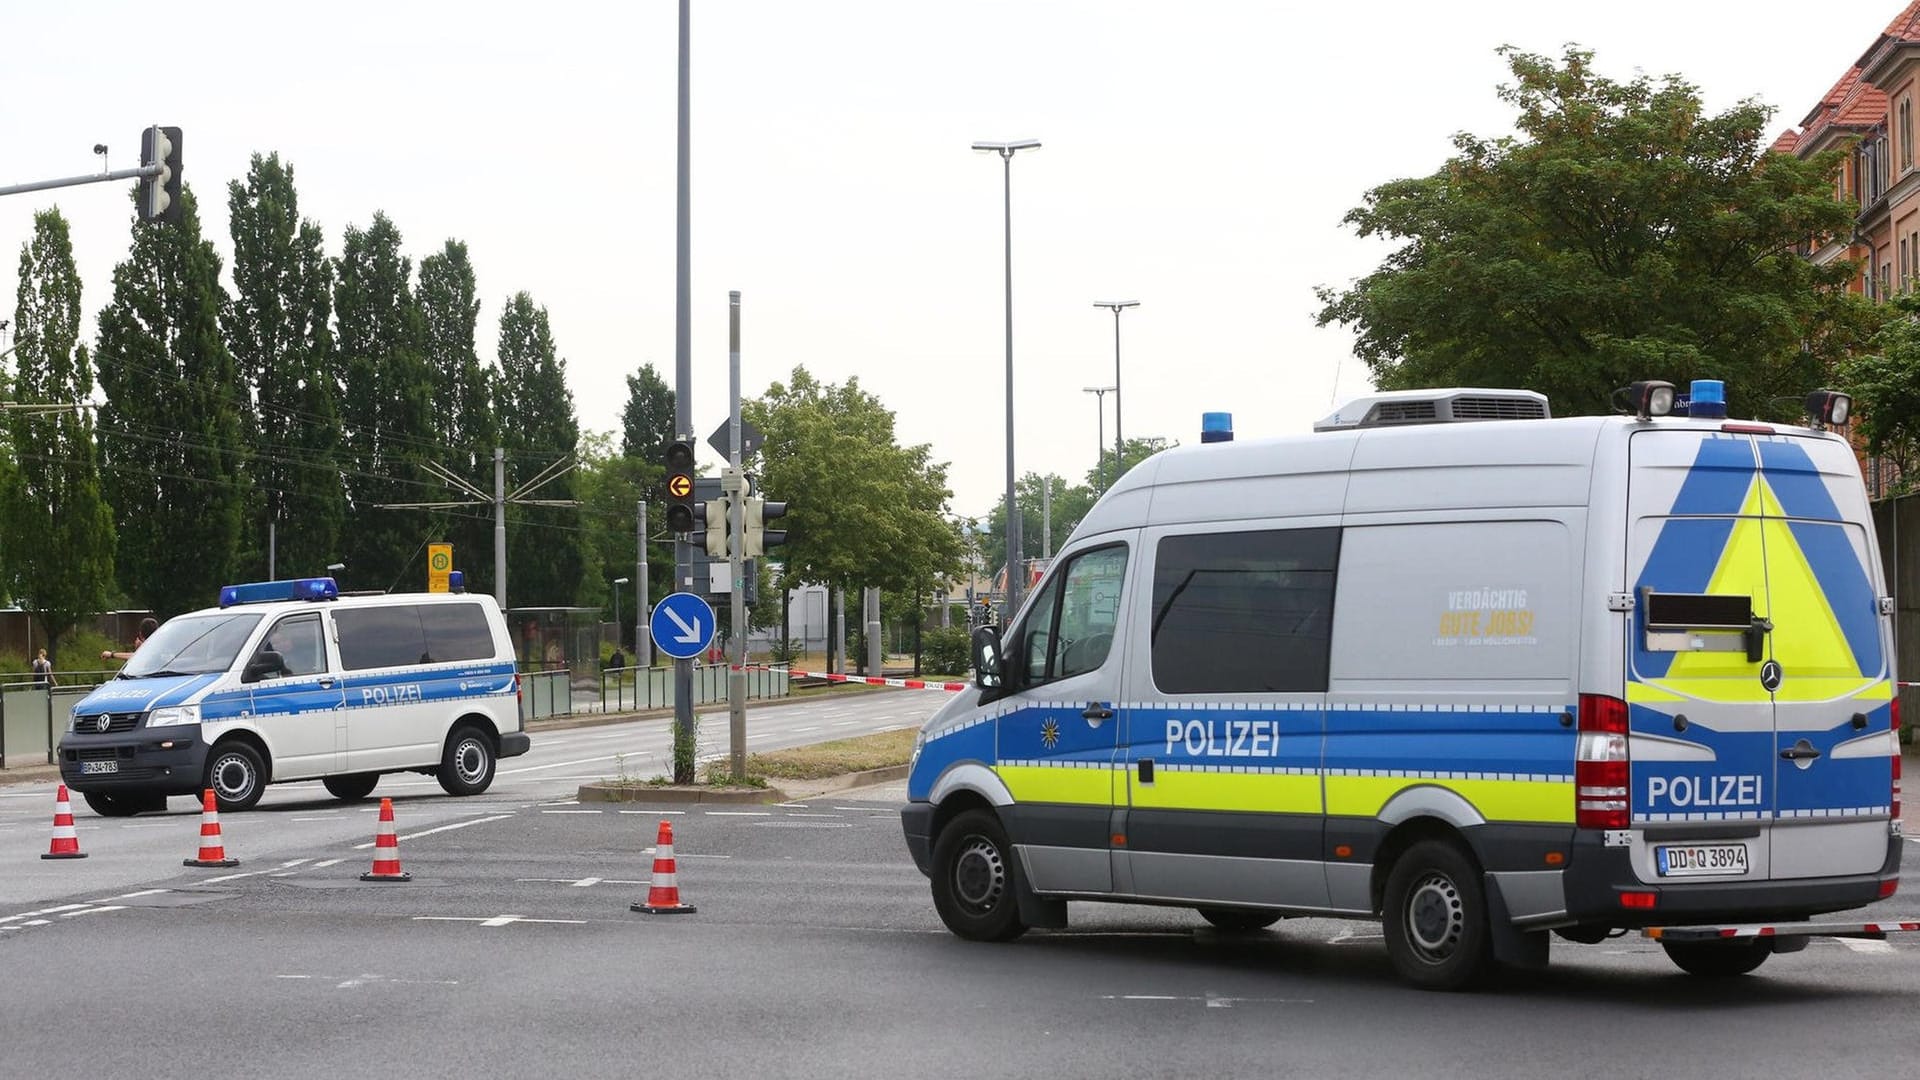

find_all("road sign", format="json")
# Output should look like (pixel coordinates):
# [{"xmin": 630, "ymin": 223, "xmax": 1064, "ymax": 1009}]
[
  {"xmin": 667, "ymin": 474, "xmax": 694, "ymax": 500},
  {"xmin": 650, "ymin": 592, "xmax": 716, "ymax": 660},
  {"xmin": 427, "ymin": 543, "xmax": 453, "ymax": 593},
  {"xmin": 707, "ymin": 417, "xmax": 764, "ymax": 461}
]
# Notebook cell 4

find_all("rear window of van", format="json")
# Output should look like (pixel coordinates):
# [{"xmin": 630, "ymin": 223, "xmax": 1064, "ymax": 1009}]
[{"xmin": 333, "ymin": 603, "xmax": 495, "ymax": 670}]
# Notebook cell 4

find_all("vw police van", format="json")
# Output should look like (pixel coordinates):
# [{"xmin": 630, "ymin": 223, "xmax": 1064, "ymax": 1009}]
[
  {"xmin": 902, "ymin": 382, "xmax": 1902, "ymax": 989},
  {"xmin": 58, "ymin": 576, "xmax": 529, "ymax": 815}
]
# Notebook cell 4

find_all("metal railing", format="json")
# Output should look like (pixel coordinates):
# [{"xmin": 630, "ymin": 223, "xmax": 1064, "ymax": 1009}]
[
  {"xmin": 0, "ymin": 670, "xmax": 117, "ymax": 768},
  {"xmin": 594, "ymin": 664, "xmax": 791, "ymax": 713}
]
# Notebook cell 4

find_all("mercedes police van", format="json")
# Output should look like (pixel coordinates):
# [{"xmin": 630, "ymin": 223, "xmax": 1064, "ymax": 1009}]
[
  {"xmin": 902, "ymin": 381, "xmax": 1903, "ymax": 989},
  {"xmin": 58, "ymin": 576, "xmax": 530, "ymax": 815}
]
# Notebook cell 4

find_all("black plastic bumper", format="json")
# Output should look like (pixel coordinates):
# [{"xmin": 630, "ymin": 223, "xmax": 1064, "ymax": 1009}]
[
  {"xmin": 1562, "ymin": 831, "xmax": 1902, "ymax": 926},
  {"xmin": 499, "ymin": 732, "xmax": 531, "ymax": 759},
  {"xmin": 901, "ymin": 802, "xmax": 935, "ymax": 876},
  {"xmin": 57, "ymin": 729, "xmax": 208, "ymax": 797}
]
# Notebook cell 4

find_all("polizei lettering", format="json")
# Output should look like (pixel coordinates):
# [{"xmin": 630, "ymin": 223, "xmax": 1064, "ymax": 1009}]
[
  {"xmin": 1646, "ymin": 774, "xmax": 1763, "ymax": 809},
  {"xmin": 361, "ymin": 684, "xmax": 423, "ymax": 706},
  {"xmin": 1164, "ymin": 718, "xmax": 1281, "ymax": 759}
]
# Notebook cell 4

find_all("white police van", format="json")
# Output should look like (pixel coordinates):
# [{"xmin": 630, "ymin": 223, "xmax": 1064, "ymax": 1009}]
[
  {"xmin": 903, "ymin": 381, "xmax": 1907, "ymax": 989},
  {"xmin": 58, "ymin": 576, "xmax": 529, "ymax": 814}
]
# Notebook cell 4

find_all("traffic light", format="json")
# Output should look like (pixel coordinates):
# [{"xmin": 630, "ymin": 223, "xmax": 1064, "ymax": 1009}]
[
  {"xmin": 137, "ymin": 125, "xmax": 183, "ymax": 225},
  {"xmin": 744, "ymin": 497, "xmax": 788, "ymax": 557},
  {"xmin": 701, "ymin": 496, "xmax": 732, "ymax": 558},
  {"xmin": 664, "ymin": 440, "xmax": 696, "ymax": 532}
]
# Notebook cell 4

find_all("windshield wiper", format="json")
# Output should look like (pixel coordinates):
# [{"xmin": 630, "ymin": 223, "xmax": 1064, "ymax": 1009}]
[{"xmin": 128, "ymin": 668, "xmax": 195, "ymax": 679}]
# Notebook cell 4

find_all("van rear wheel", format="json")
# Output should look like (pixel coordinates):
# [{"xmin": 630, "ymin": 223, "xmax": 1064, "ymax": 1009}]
[
  {"xmin": 437, "ymin": 727, "xmax": 496, "ymax": 796},
  {"xmin": 930, "ymin": 809, "xmax": 1028, "ymax": 942},
  {"xmin": 1662, "ymin": 940, "xmax": 1771, "ymax": 977},
  {"xmin": 1383, "ymin": 839, "xmax": 1493, "ymax": 990},
  {"xmin": 322, "ymin": 773, "xmax": 379, "ymax": 802}
]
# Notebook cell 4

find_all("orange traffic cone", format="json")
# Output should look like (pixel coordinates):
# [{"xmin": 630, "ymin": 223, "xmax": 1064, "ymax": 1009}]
[
  {"xmin": 183, "ymin": 788, "xmax": 239, "ymax": 868},
  {"xmin": 41, "ymin": 785, "xmax": 87, "ymax": 860},
  {"xmin": 360, "ymin": 797, "xmax": 411, "ymax": 882},
  {"xmin": 630, "ymin": 819, "xmax": 696, "ymax": 914}
]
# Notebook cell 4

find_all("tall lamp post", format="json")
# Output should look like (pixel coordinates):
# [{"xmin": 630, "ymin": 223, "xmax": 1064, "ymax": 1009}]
[
  {"xmin": 973, "ymin": 138, "xmax": 1041, "ymax": 616},
  {"xmin": 1082, "ymin": 385, "xmax": 1115, "ymax": 494},
  {"xmin": 611, "ymin": 578, "xmax": 630, "ymax": 653},
  {"xmin": 1093, "ymin": 300, "xmax": 1139, "ymax": 480}
]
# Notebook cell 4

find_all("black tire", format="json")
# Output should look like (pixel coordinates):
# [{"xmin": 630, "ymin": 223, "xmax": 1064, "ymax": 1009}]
[
  {"xmin": 322, "ymin": 773, "xmax": 380, "ymax": 802},
  {"xmin": 437, "ymin": 726, "xmax": 496, "ymax": 796},
  {"xmin": 1382, "ymin": 838, "xmax": 1493, "ymax": 990},
  {"xmin": 82, "ymin": 791, "xmax": 142, "ymax": 817},
  {"xmin": 930, "ymin": 808, "xmax": 1029, "ymax": 942},
  {"xmin": 203, "ymin": 741, "xmax": 267, "ymax": 812},
  {"xmin": 1662, "ymin": 940, "xmax": 1772, "ymax": 977},
  {"xmin": 1198, "ymin": 907, "xmax": 1282, "ymax": 932}
]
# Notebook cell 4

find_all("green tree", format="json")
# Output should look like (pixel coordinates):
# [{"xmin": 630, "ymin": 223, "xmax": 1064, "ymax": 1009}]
[
  {"xmin": 2, "ymin": 208, "xmax": 115, "ymax": 659},
  {"xmin": 980, "ymin": 471, "xmax": 1095, "ymax": 578},
  {"xmin": 334, "ymin": 213, "xmax": 433, "ymax": 591},
  {"xmin": 417, "ymin": 240, "xmax": 498, "ymax": 596},
  {"xmin": 495, "ymin": 292, "xmax": 583, "ymax": 606},
  {"xmin": 573, "ymin": 430, "xmax": 671, "ymax": 650},
  {"xmin": 1316, "ymin": 46, "xmax": 1872, "ymax": 419},
  {"xmin": 227, "ymin": 153, "xmax": 345, "ymax": 579},
  {"xmin": 621, "ymin": 362, "xmax": 676, "ymax": 464},
  {"xmin": 95, "ymin": 186, "xmax": 246, "ymax": 617},
  {"xmin": 1839, "ymin": 297, "xmax": 1920, "ymax": 495},
  {"xmin": 744, "ymin": 366, "xmax": 964, "ymax": 604}
]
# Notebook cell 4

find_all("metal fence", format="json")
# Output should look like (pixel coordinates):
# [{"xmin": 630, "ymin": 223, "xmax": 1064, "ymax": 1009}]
[{"xmin": 0, "ymin": 671, "xmax": 113, "ymax": 768}]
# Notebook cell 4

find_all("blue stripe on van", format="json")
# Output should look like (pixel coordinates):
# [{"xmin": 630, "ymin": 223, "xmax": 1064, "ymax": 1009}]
[
  {"xmin": 1670, "ymin": 436, "xmax": 1756, "ymax": 516},
  {"xmin": 1756, "ymin": 441, "xmax": 1842, "ymax": 522}
]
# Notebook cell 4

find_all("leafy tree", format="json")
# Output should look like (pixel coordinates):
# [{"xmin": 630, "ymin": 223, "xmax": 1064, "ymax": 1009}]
[
  {"xmin": 417, "ymin": 240, "xmax": 497, "ymax": 594},
  {"xmin": 2, "ymin": 208, "xmax": 115, "ymax": 658},
  {"xmin": 574, "ymin": 430, "xmax": 671, "ymax": 649},
  {"xmin": 95, "ymin": 186, "xmax": 246, "ymax": 617},
  {"xmin": 495, "ymin": 292, "xmax": 583, "ymax": 606},
  {"xmin": 1839, "ymin": 297, "xmax": 1920, "ymax": 495},
  {"xmin": 621, "ymin": 362, "xmax": 676, "ymax": 464},
  {"xmin": 1316, "ymin": 46, "xmax": 1871, "ymax": 419},
  {"xmin": 227, "ymin": 153, "xmax": 345, "ymax": 579},
  {"xmin": 744, "ymin": 366, "xmax": 964, "ymax": 604},
  {"xmin": 334, "ymin": 213, "xmax": 433, "ymax": 591},
  {"xmin": 977, "ymin": 437, "xmax": 1167, "ymax": 575}
]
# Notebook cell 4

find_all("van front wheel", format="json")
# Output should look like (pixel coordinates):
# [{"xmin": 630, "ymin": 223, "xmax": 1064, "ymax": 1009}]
[
  {"xmin": 1383, "ymin": 839, "xmax": 1493, "ymax": 990},
  {"xmin": 930, "ymin": 809, "xmax": 1028, "ymax": 942},
  {"xmin": 437, "ymin": 727, "xmax": 496, "ymax": 796},
  {"xmin": 204, "ymin": 742, "xmax": 267, "ymax": 812}
]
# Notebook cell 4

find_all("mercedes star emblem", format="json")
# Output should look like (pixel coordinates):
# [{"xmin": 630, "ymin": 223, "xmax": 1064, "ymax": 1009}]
[{"xmin": 1759, "ymin": 660, "xmax": 1783, "ymax": 693}]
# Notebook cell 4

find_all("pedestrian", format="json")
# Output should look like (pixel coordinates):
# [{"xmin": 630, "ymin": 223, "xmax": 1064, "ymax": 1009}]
[
  {"xmin": 608, "ymin": 646, "xmax": 626, "ymax": 671},
  {"xmin": 30, "ymin": 648, "xmax": 54, "ymax": 688},
  {"xmin": 102, "ymin": 616, "xmax": 159, "ymax": 663}
]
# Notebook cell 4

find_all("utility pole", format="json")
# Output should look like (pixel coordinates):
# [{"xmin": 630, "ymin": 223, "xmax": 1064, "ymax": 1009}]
[
  {"xmin": 373, "ymin": 450, "xmax": 578, "ymax": 609},
  {"xmin": 636, "ymin": 500, "xmax": 649, "ymax": 665},
  {"xmin": 727, "ymin": 291, "xmax": 748, "ymax": 782},
  {"xmin": 672, "ymin": 0, "xmax": 696, "ymax": 783},
  {"xmin": 1042, "ymin": 476, "xmax": 1052, "ymax": 559}
]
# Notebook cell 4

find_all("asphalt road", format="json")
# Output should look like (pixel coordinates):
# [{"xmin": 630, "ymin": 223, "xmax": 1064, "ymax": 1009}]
[{"xmin": 4, "ymin": 693, "xmax": 1920, "ymax": 1079}]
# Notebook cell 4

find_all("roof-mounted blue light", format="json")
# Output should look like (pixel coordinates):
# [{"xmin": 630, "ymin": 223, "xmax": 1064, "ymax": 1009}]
[
  {"xmin": 218, "ymin": 577, "xmax": 340, "ymax": 608},
  {"xmin": 1201, "ymin": 411, "xmax": 1234, "ymax": 444},
  {"xmin": 1688, "ymin": 379, "xmax": 1727, "ymax": 419},
  {"xmin": 448, "ymin": 570, "xmax": 466, "ymax": 594}
]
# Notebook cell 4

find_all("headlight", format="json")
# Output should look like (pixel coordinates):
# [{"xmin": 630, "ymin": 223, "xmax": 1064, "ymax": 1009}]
[
  {"xmin": 147, "ymin": 705, "xmax": 201, "ymax": 728},
  {"xmin": 66, "ymin": 713, "xmax": 78, "ymax": 733}
]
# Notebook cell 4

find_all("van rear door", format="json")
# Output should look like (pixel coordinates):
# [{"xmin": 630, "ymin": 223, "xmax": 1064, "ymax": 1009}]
[{"xmin": 1626, "ymin": 430, "xmax": 1893, "ymax": 883}]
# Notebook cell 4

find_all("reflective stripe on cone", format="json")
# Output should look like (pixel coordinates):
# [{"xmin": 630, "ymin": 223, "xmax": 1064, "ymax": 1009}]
[
  {"xmin": 631, "ymin": 819, "xmax": 695, "ymax": 914},
  {"xmin": 360, "ymin": 797, "xmax": 411, "ymax": 881},
  {"xmin": 41, "ymin": 784, "xmax": 87, "ymax": 860},
  {"xmin": 183, "ymin": 788, "xmax": 239, "ymax": 868}
]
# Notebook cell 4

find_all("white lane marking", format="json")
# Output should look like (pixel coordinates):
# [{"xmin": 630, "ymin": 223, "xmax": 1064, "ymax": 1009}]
[
  {"xmin": 498, "ymin": 754, "xmax": 633, "ymax": 776},
  {"xmin": 541, "ymin": 810, "xmax": 604, "ymax": 815},
  {"xmin": 293, "ymin": 817, "xmax": 344, "ymax": 822},
  {"xmin": 1100, "ymin": 994, "xmax": 1314, "ymax": 1006},
  {"xmin": 22, "ymin": 919, "xmax": 51, "ymax": 927},
  {"xmin": 829, "ymin": 721, "xmax": 858, "ymax": 727},
  {"xmin": 781, "ymin": 812, "xmax": 842, "ymax": 818},
  {"xmin": 617, "ymin": 809, "xmax": 685, "ymax": 815},
  {"xmin": 276, "ymin": 975, "xmax": 313, "ymax": 979},
  {"xmin": 411, "ymin": 914, "xmax": 587, "ymax": 927},
  {"xmin": 114, "ymin": 889, "xmax": 169, "ymax": 900},
  {"xmin": 791, "ymin": 726, "xmax": 820, "ymax": 732},
  {"xmin": 354, "ymin": 813, "xmax": 514, "ymax": 850},
  {"xmin": 280, "ymin": 858, "xmax": 311, "ymax": 868},
  {"xmin": 60, "ymin": 906, "xmax": 126, "ymax": 918},
  {"xmin": 312, "ymin": 858, "xmax": 345, "ymax": 868},
  {"xmin": 833, "ymin": 806, "xmax": 877, "ymax": 812},
  {"xmin": 573, "ymin": 877, "xmax": 602, "ymax": 888},
  {"xmin": 118, "ymin": 823, "xmax": 176, "ymax": 829},
  {"xmin": 540, "ymin": 800, "xmax": 581, "ymax": 807},
  {"xmin": 704, "ymin": 811, "xmax": 770, "ymax": 817},
  {"xmin": 196, "ymin": 869, "xmax": 268, "ymax": 885},
  {"xmin": 1, "ymin": 903, "xmax": 90, "ymax": 924},
  {"xmin": 1838, "ymin": 937, "xmax": 1897, "ymax": 955}
]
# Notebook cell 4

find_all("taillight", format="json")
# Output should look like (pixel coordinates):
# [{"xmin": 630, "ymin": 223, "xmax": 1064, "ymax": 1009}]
[
  {"xmin": 514, "ymin": 672, "xmax": 523, "ymax": 705},
  {"xmin": 1576, "ymin": 693, "xmax": 1630, "ymax": 830},
  {"xmin": 1893, "ymin": 697, "xmax": 1903, "ymax": 825}
]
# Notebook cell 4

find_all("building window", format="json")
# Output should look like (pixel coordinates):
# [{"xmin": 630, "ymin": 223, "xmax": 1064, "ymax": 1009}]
[
  {"xmin": 1903, "ymin": 238, "xmax": 1910, "ymax": 293},
  {"xmin": 1905, "ymin": 98, "xmax": 1914, "ymax": 171}
]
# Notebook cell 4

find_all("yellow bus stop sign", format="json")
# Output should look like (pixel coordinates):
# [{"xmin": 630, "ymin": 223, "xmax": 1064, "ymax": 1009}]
[{"xmin": 428, "ymin": 543, "xmax": 453, "ymax": 593}]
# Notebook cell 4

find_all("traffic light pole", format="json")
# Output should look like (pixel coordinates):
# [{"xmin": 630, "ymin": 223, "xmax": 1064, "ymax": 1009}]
[
  {"xmin": 0, "ymin": 162, "xmax": 158, "ymax": 199},
  {"xmin": 727, "ymin": 292, "xmax": 748, "ymax": 782},
  {"xmin": 671, "ymin": 0, "xmax": 695, "ymax": 785}
]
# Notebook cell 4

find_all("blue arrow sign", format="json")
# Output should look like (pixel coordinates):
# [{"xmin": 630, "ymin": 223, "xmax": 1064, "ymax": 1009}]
[{"xmin": 650, "ymin": 592, "xmax": 716, "ymax": 660}]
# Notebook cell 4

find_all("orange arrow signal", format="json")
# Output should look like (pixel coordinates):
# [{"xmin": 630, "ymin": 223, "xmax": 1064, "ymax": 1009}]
[{"xmin": 668, "ymin": 474, "xmax": 693, "ymax": 499}]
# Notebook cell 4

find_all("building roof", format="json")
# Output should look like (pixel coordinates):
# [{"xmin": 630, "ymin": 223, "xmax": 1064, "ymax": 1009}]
[
  {"xmin": 1770, "ymin": 128, "xmax": 1800, "ymax": 154},
  {"xmin": 1797, "ymin": 66, "xmax": 1887, "ymax": 154},
  {"xmin": 1886, "ymin": 0, "xmax": 1920, "ymax": 39}
]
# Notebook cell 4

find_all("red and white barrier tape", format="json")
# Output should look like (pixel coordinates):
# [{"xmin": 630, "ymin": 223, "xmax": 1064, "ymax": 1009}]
[{"xmin": 739, "ymin": 665, "xmax": 967, "ymax": 692}]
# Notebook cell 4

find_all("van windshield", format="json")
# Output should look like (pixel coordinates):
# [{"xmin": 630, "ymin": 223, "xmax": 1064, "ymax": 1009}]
[{"xmin": 121, "ymin": 613, "xmax": 264, "ymax": 678}]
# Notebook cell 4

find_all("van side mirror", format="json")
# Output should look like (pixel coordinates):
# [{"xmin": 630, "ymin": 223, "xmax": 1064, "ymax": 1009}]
[
  {"xmin": 970, "ymin": 626, "xmax": 1003, "ymax": 691},
  {"xmin": 243, "ymin": 651, "xmax": 285, "ymax": 684}
]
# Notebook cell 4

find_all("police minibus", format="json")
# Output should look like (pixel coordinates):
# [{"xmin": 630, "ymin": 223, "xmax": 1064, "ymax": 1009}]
[
  {"xmin": 902, "ymin": 381, "xmax": 1904, "ymax": 989},
  {"xmin": 58, "ymin": 576, "xmax": 529, "ymax": 814}
]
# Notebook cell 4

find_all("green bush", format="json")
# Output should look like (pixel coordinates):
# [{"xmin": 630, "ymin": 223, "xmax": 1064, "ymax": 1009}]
[{"xmin": 922, "ymin": 626, "xmax": 971, "ymax": 677}]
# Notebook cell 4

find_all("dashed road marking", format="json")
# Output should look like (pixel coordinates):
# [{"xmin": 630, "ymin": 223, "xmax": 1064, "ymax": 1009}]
[
  {"xmin": 1838, "ymin": 937, "xmax": 1897, "ymax": 955},
  {"xmin": 412, "ymin": 914, "xmax": 587, "ymax": 927},
  {"xmin": 354, "ymin": 813, "xmax": 514, "ymax": 850},
  {"xmin": 541, "ymin": 809, "xmax": 604, "ymax": 815}
]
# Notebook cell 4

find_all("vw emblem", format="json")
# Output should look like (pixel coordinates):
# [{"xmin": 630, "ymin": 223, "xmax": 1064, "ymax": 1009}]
[
  {"xmin": 95, "ymin": 715, "xmax": 111, "ymax": 733},
  {"xmin": 1759, "ymin": 660, "xmax": 1783, "ymax": 693}
]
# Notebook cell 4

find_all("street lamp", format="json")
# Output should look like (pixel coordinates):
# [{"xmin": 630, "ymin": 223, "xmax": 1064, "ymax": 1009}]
[
  {"xmin": 1082, "ymin": 386, "xmax": 1116, "ymax": 494},
  {"xmin": 973, "ymin": 137, "xmax": 1041, "ymax": 617},
  {"xmin": 612, "ymin": 578, "xmax": 630, "ymax": 651},
  {"xmin": 1093, "ymin": 300, "xmax": 1139, "ymax": 481}
]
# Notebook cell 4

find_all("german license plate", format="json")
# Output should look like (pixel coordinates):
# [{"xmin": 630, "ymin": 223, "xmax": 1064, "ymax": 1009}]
[
  {"xmin": 80, "ymin": 760, "xmax": 118, "ymax": 775},
  {"xmin": 1656, "ymin": 843, "xmax": 1748, "ymax": 877}
]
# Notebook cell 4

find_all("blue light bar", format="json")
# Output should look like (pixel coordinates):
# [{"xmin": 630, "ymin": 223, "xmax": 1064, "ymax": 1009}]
[
  {"xmin": 448, "ymin": 570, "xmax": 466, "ymax": 594},
  {"xmin": 1201, "ymin": 411, "xmax": 1234, "ymax": 444},
  {"xmin": 218, "ymin": 577, "xmax": 340, "ymax": 608},
  {"xmin": 1689, "ymin": 379, "xmax": 1727, "ymax": 419}
]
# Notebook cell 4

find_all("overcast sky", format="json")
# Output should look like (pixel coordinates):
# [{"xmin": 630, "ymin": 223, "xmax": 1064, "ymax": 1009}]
[{"xmin": 0, "ymin": 1, "xmax": 1898, "ymax": 519}]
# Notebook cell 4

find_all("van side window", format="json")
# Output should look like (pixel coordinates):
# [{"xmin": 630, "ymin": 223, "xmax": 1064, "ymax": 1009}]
[
  {"xmin": 1151, "ymin": 528, "xmax": 1339, "ymax": 693},
  {"xmin": 420, "ymin": 604, "xmax": 494, "ymax": 663},
  {"xmin": 261, "ymin": 613, "xmax": 327, "ymax": 677},
  {"xmin": 1021, "ymin": 544, "xmax": 1128, "ymax": 685},
  {"xmin": 333, "ymin": 607, "xmax": 427, "ymax": 670}
]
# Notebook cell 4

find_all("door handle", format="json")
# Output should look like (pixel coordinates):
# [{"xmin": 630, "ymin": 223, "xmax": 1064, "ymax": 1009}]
[
  {"xmin": 1082, "ymin": 705, "xmax": 1114, "ymax": 722},
  {"xmin": 317, "ymin": 677, "xmax": 335, "ymax": 689},
  {"xmin": 1779, "ymin": 740, "xmax": 1822, "ymax": 762}
]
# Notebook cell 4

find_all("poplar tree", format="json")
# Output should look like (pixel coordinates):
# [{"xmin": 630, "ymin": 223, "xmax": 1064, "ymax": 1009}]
[
  {"xmin": 95, "ymin": 186, "xmax": 246, "ymax": 617},
  {"xmin": 417, "ymin": 240, "xmax": 497, "ymax": 596},
  {"xmin": 495, "ymin": 292, "xmax": 583, "ymax": 605},
  {"xmin": 227, "ymin": 153, "xmax": 345, "ymax": 579},
  {"xmin": 2, "ymin": 208, "xmax": 115, "ymax": 657}
]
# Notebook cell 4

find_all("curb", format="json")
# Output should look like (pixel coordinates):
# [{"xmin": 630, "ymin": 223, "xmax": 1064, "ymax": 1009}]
[
  {"xmin": 777, "ymin": 764, "xmax": 911, "ymax": 798},
  {"xmin": 577, "ymin": 782, "xmax": 790, "ymax": 805}
]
